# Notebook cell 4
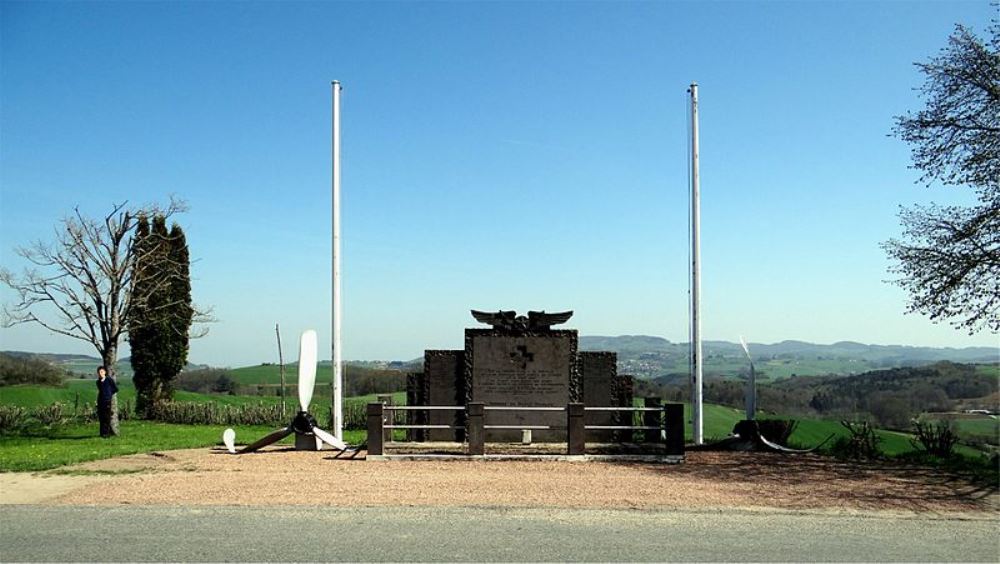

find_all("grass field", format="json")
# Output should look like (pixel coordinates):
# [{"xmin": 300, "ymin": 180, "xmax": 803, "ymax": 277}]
[
  {"xmin": 0, "ymin": 421, "xmax": 368, "ymax": 472},
  {"xmin": 923, "ymin": 413, "xmax": 999, "ymax": 445},
  {"xmin": 0, "ymin": 380, "xmax": 406, "ymax": 410},
  {"xmin": 1, "ymin": 380, "xmax": 989, "ymax": 471}
]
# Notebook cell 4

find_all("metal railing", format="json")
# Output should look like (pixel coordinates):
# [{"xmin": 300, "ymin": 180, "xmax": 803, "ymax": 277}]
[{"xmin": 366, "ymin": 402, "xmax": 684, "ymax": 457}]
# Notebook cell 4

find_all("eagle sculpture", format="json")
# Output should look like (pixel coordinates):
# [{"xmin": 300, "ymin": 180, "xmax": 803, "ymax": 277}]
[{"xmin": 471, "ymin": 309, "xmax": 574, "ymax": 331}]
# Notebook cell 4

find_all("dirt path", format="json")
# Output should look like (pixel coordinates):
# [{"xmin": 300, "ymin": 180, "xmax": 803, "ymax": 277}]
[
  {"xmin": 0, "ymin": 473, "xmax": 107, "ymax": 504},
  {"xmin": 1, "ymin": 447, "xmax": 991, "ymax": 514}
]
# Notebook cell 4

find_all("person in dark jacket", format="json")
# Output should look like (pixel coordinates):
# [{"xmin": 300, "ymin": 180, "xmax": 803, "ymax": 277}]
[{"xmin": 95, "ymin": 366, "xmax": 118, "ymax": 437}]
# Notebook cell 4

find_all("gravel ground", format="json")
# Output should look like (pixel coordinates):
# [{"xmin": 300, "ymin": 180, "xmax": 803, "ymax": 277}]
[{"xmin": 34, "ymin": 447, "xmax": 997, "ymax": 513}]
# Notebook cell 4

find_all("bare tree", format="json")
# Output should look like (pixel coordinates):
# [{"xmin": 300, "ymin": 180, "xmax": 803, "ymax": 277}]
[
  {"xmin": 884, "ymin": 23, "xmax": 1000, "ymax": 334},
  {"xmin": 0, "ymin": 197, "xmax": 208, "ymax": 434}
]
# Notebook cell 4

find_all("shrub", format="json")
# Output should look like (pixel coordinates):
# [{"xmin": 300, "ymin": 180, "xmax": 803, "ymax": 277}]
[
  {"xmin": 31, "ymin": 402, "xmax": 66, "ymax": 426},
  {"xmin": 831, "ymin": 420, "xmax": 883, "ymax": 460},
  {"xmin": 0, "ymin": 353, "xmax": 65, "ymax": 386},
  {"xmin": 911, "ymin": 419, "xmax": 959, "ymax": 457},
  {"xmin": 757, "ymin": 419, "xmax": 798, "ymax": 445},
  {"xmin": 175, "ymin": 368, "xmax": 237, "ymax": 394},
  {"xmin": 328, "ymin": 399, "xmax": 402, "ymax": 431},
  {"xmin": 0, "ymin": 405, "xmax": 28, "ymax": 433},
  {"xmin": 148, "ymin": 401, "xmax": 285, "ymax": 426}
]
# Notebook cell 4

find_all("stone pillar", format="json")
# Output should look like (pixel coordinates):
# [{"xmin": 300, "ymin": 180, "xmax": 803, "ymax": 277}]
[
  {"xmin": 367, "ymin": 402, "xmax": 384, "ymax": 456},
  {"xmin": 377, "ymin": 394, "xmax": 394, "ymax": 445},
  {"xmin": 643, "ymin": 397, "xmax": 662, "ymax": 444},
  {"xmin": 567, "ymin": 402, "xmax": 585, "ymax": 455},
  {"xmin": 467, "ymin": 402, "xmax": 485, "ymax": 456},
  {"xmin": 665, "ymin": 403, "xmax": 685, "ymax": 456}
]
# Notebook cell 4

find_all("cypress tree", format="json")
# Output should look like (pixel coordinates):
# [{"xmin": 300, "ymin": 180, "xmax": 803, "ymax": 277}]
[
  {"xmin": 163, "ymin": 223, "xmax": 192, "ymax": 388},
  {"xmin": 130, "ymin": 215, "xmax": 173, "ymax": 416}
]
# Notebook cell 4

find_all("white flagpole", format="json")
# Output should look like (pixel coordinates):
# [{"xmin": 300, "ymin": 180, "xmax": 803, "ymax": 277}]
[
  {"xmin": 331, "ymin": 80, "xmax": 343, "ymax": 440},
  {"xmin": 689, "ymin": 82, "xmax": 704, "ymax": 445}
]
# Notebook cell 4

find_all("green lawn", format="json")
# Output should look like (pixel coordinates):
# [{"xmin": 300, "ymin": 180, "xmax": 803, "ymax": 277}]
[
  {"xmin": 0, "ymin": 420, "xmax": 368, "ymax": 472},
  {"xmin": 1, "ymin": 381, "xmax": 988, "ymax": 471}
]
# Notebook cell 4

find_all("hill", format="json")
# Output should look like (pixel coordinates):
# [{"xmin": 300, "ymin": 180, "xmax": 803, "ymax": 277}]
[
  {"xmin": 1, "ymin": 351, "xmax": 217, "ymax": 379},
  {"xmin": 579, "ymin": 336, "xmax": 997, "ymax": 379}
]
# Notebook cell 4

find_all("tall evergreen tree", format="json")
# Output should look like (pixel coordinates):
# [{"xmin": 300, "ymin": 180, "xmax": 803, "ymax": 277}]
[
  {"xmin": 163, "ymin": 223, "xmax": 193, "ymax": 386},
  {"xmin": 130, "ymin": 216, "xmax": 193, "ymax": 417},
  {"xmin": 130, "ymin": 215, "xmax": 171, "ymax": 416}
]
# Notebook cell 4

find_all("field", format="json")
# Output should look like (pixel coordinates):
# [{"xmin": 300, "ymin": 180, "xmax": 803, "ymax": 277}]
[
  {"xmin": 923, "ymin": 413, "xmax": 999, "ymax": 445},
  {"xmin": 0, "ymin": 421, "xmax": 368, "ymax": 472},
  {"xmin": 1, "ymin": 380, "xmax": 989, "ymax": 472},
  {"xmin": 677, "ymin": 403, "xmax": 951, "ymax": 455},
  {"xmin": 0, "ymin": 379, "xmax": 405, "ymax": 410}
]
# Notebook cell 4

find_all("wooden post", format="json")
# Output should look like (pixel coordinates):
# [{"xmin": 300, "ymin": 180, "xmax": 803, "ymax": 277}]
[
  {"xmin": 367, "ymin": 402, "xmax": 384, "ymax": 456},
  {"xmin": 276, "ymin": 323, "xmax": 286, "ymax": 418},
  {"xmin": 467, "ymin": 402, "xmax": 485, "ymax": 456},
  {"xmin": 643, "ymin": 397, "xmax": 662, "ymax": 443},
  {"xmin": 665, "ymin": 403, "xmax": 685, "ymax": 456},
  {"xmin": 567, "ymin": 402, "xmax": 585, "ymax": 455}
]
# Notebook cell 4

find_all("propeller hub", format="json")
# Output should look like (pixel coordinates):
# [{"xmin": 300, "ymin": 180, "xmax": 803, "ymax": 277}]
[{"xmin": 291, "ymin": 411, "xmax": 318, "ymax": 435}]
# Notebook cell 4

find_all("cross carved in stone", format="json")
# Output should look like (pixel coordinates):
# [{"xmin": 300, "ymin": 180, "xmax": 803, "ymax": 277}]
[{"xmin": 510, "ymin": 345, "xmax": 534, "ymax": 369}]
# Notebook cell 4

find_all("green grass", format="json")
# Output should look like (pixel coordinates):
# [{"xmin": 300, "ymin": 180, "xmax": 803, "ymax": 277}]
[
  {"xmin": 0, "ymin": 420, "xmax": 368, "ymax": 472},
  {"xmin": 678, "ymin": 403, "xmax": 985, "ymax": 457},
  {"xmin": 0, "ymin": 381, "xmax": 408, "ymax": 410},
  {"xmin": 1, "ymin": 381, "xmax": 988, "ymax": 471},
  {"xmin": 0, "ymin": 384, "xmax": 401, "ymax": 472},
  {"xmin": 974, "ymin": 363, "xmax": 999, "ymax": 378},
  {"xmin": 0, "ymin": 380, "xmax": 136, "ymax": 407},
  {"xmin": 921, "ymin": 413, "xmax": 999, "ymax": 445}
]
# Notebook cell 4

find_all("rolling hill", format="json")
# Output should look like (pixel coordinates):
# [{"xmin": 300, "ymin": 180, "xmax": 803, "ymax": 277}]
[{"xmin": 579, "ymin": 336, "xmax": 997, "ymax": 380}]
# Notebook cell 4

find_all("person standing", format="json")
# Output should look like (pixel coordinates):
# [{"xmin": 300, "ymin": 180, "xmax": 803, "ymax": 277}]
[{"xmin": 95, "ymin": 366, "xmax": 118, "ymax": 438}]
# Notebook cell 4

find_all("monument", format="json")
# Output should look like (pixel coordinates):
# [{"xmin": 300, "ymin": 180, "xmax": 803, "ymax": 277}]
[{"xmin": 407, "ymin": 310, "xmax": 633, "ymax": 443}]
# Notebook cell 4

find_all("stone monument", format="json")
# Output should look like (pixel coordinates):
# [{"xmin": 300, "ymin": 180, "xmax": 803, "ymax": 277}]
[{"xmin": 407, "ymin": 310, "xmax": 633, "ymax": 443}]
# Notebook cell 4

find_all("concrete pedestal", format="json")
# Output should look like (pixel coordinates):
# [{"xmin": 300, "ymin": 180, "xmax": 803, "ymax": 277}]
[{"xmin": 295, "ymin": 433, "xmax": 321, "ymax": 451}]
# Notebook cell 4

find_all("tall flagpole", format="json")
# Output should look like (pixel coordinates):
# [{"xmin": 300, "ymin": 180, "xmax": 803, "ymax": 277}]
[
  {"xmin": 331, "ymin": 80, "xmax": 343, "ymax": 440},
  {"xmin": 689, "ymin": 82, "xmax": 704, "ymax": 445}
]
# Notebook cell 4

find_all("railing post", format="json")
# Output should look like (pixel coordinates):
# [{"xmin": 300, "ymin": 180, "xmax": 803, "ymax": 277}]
[
  {"xmin": 367, "ymin": 402, "xmax": 384, "ymax": 456},
  {"xmin": 377, "ymin": 394, "xmax": 393, "ymax": 445},
  {"xmin": 643, "ymin": 397, "xmax": 662, "ymax": 443},
  {"xmin": 567, "ymin": 402, "xmax": 585, "ymax": 455},
  {"xmin": 467, "ymin": 402, "xmax": 485, "ymax": 455},
  {"xmin": 665, "ymin": 403, "xmax": 685, "ymax": 456}
]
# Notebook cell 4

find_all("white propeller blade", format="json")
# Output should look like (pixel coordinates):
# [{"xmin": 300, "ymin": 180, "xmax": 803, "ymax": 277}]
[
  {"xmin": 223, "ymin": 428, "xmax": 236, "ymax": 454},
  {"xmin": 739, "ymin": 335, "xmax": 752, "ymax": 361},
  {"xmin": 312, "ymin": 426, "xmax": 347, "ymax": 451},
  {"xmin": 297, "ymin": 329, "xmax": 318, "ymax": 412}
]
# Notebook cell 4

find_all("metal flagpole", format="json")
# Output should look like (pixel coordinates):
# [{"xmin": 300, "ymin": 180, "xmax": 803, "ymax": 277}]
[
  {"xmin": 689, "ymin": 82, "xmax": 704, "ymax": 445},
  {"xmin": 331, "ymin": 81, "xmax": 343, "ymax": 440}
]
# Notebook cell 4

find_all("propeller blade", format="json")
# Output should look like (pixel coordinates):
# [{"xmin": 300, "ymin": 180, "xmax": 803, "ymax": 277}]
[
  {"xmin": 312, "ymin": 426, "xmax": 347, "ymax": 451},
  {"xmin": 739, "ymin": 335, "xmax": 752, "ymax": 360},
  {"xmin": 222, "ymin": 428, "xmax": 236, "ymax": 454},
  {"xmin": 297, "ymin": 329, "xmax": 318, "ymax": 412},
  {"xmin": 238, "ymin": 426, "xmax": 293, "ymax": 454}
]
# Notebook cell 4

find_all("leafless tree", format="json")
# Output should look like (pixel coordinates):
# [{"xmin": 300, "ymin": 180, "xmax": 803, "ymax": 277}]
[
  {"xmin": 884, "ymin": 23, "xmax": 999, "ymax": 334},
  {"xmin": 0, "ymin": 197, "xmax": 210, "ymax": 433}
]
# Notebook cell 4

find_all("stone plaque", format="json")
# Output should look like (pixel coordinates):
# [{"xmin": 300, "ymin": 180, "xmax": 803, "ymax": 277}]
[
  {"xmin": 425, "ymin": 350, "xmax": 465, "ymax": 442},
  {"xmin": 580, "ymin": 351, "xmax": 617, "ymax": 442},
  {"xmin": 467, "ymin": 330, "xmax": 577, "ymax": 441}
]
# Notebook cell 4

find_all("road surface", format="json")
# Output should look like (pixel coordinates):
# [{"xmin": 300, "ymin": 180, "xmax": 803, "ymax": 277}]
[{"xmin": 2, "ymin": 505, "xmax": 997, "ymax": 562}]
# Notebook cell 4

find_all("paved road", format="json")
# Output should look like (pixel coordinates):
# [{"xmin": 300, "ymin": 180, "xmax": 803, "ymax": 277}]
[{"xmin": 1, "ymin": 505, "xmax": 997, "ymax": 562}]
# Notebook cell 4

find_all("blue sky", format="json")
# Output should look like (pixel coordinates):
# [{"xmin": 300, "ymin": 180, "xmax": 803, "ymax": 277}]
[{"xmin": 1, "ymin": 1, "xmax": 997, "ymax": 367}]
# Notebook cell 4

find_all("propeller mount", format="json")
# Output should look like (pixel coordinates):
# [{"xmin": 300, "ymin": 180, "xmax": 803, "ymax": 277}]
[{"xmin": 224, "ymin": 329, "xmax": 348, "ymax": 454}]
